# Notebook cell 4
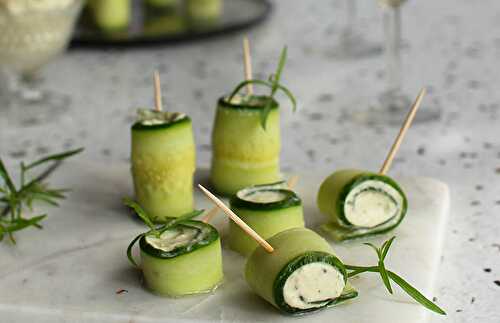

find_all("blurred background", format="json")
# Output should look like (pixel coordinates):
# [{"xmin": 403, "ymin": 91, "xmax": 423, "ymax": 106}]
[{"xmin": 1, "ymin": 1, "xmax": 499, "ymax": 322}]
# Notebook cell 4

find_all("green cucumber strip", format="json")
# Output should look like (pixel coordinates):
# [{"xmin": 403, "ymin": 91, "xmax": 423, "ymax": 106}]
[
  {"xmin": 230, "ymin": 188, "xmax": 301, "ymax": 211},
  {"xmin": 139, "ymin": 220, "xmax": 219, "ymax": 259},
  {"xmin": 141, "ymin": 236, "xmax": 223, "ymax": 297},
  {"xmin": 245, "ymin": 228, "xmax": 357, "ymax": 315},
  {"xmin": 317, "ymin": 169, "xmax": 407, "ymax": 241}
]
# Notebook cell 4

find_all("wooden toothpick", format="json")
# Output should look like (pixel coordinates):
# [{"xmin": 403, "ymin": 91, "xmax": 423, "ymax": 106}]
[
  {"xmin": 198, "ymin": 184, "xmax": 274, "ymax": 253},
  {"xmin": 287, "ymin": 175, "xmax": 299, "ymax": 190},
  {"xmin": 153, "ymin": 71, "xmax": 162, "ymax": 112},
  {"xmin": 379, "ymin": 88, "xmax": 426, "ymax": 175},
  {"xmin": 202, "ymin": 206, "xmax": 219, "ymax": 223},
  {"xmin": 243, "ymin": 36, "xmax": 254, "ymax": 95}
]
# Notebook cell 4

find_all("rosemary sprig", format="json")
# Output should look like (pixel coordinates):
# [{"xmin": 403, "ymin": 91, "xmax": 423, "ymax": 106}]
[
  {"xmin": 228, "ymin": 46, "xmax": 297, "ymax": 130},
  {"xmin": 0, "ymin": 148, "xmax": 84, "ymax": 244},
  {"xmin": 123, "ymin": 198, "xmax": 204, "ymax": 267},
  {"xmin": 345, "ymin": 236, "xmax": 446, "ymax": 315}
]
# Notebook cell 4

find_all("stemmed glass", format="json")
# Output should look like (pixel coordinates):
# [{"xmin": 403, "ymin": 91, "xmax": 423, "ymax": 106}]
[
  {"xmin": 0, "ymin": 0, "xmax": 83, "ymax": 127},
  {"xmin": 361, "ymin": 0, "xmax": 441, "ymax": 125},
  {"xmin": 329, "ymin": 0, "xmax": 382, "ymax": 59}
]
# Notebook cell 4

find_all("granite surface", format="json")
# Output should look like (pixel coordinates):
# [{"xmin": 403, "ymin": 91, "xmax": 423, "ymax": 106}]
[{"xmin": 1, "ymin": 0, "xmax": 500, "ymax": 322}]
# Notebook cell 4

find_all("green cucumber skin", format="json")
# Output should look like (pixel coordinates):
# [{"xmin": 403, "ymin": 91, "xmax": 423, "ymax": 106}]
[
  {"xmin": 141, "ymin": 237, "xmax": 223, "ymax": 297},
  {"xmin": 89, "ymin": 0, "xmax": 130, "ymax": 31},
  {"xmin": 228, "ymin": 203, "xmax": 304, "ymax": 256},
  {"xmin": 245, "ymin": 228, "xmax": 357, "ymax": 315},
  {"xmin": 317, "ymin": 169, "xmax": 408, "ymax": 241},
  {"xmin": 211, "ymin": 97, "xmax": 281, "ymax": 196},
  {"xmin": 131, "ymin": 117, "xmax": 195, "ymax": 222}
]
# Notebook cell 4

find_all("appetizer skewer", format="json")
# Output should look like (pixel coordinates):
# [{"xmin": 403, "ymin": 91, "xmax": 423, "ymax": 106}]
[
  {"xmin": 317, "ymin": 89, "xmax": 425, "ymax": 241},
  {"xmin": 124, "ymin": 199, "xmax": 223, "ymax": 297},
  {"xmin": 131, "ymin": 72, "xmax": 196, "ymax": 222},
  {"xmin": 210, "ymin": 41, "xmax": 296, "ymax": 195}
]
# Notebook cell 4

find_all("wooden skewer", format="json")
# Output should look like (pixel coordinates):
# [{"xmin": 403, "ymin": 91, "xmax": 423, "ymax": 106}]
[
  {"xmin": 153, "ymin": 71, "xmax": 162, "ymax": 112},
  {"xmin": 243, "ymin": 36, "xmax": 254, "ymax": 95},
  {"xmin": 198, "ymin": 184, "xmax": 274, "ymax": 253},
  {"xmin": 379, "ymin": 88, "xmax": 426, "ymax": 175},
  {"xmin": 201, "ymin": 206, "xmax": 219, "ymax": 223},
  {"xmin": 287, "ymin": 175, "xmax": 299, "ymax": 190}
]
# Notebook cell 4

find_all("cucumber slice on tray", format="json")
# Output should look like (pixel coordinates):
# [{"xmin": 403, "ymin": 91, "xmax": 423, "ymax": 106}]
[
  {"xmin": 245, "ymin": 228, "xmax": 358, "ymax": 315},
  {"xmin": 317, "ymin": 169, "xmax": 408, "ymax": 241},
  {"xmin": 228, "ymin": 181, "xmax": 304, "ymax": 256},
  {"xmin": 131, "ymin": 110, "xmax": 196, "ymax": 222},
  {"xmin": 211, "ymin": 95, "xmax": 282, "ymax": 196}
]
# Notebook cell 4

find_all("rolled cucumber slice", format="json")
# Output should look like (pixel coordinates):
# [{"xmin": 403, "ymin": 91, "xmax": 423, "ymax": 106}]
[
  {"xmin": 228, "ymin": 184, "xmax": 304, "ymax": 256},
  {"xmin": 186, "ymin": 0, "xmax": 222, "ymax": 22},
  {"xmin": 131, "ymin": 110, "xmax": 196, "ymax": 222},
  {"xmin": 88, "ymin": 0, "xmax": 130, "ymax": 31},
  {"xmin": 317, "ymin": 169, "xmax": 407, "ymax": 241},
  {"xmin": 245, "ymin": 228, "xmax": 358, "ymax": 315},
  {"xmin": 140, "ymin": 220, "xmax": 223, "ymax": 297},
  {"xmin": 211, "ymin": 96, "xmax": 282, "ymax": 196}
]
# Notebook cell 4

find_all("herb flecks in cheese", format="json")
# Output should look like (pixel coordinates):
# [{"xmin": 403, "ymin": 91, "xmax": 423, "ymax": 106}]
[{"xmin": 344, "ymin": 180, "xmax": 404, "ymax": 228}]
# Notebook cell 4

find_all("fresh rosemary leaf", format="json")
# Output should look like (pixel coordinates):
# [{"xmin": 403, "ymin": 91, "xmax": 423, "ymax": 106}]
[
  {"xmin": 227, "ymin": 46, "xmax": 297, "ymax": 130},
  {"xmin": 123, "ymin": 197, "xmax": 157, "ymax": 233},
  {"xmin": 0, "ymin": 159, "xmax": 17, "ymax": 193},
  {"xmin": 126, "ymin": 233, "xmax": 144, "ymax": 267},
  {"xmin": 23, "ymin": 148, "xmax": 84, "ymax": 171},
  {"xmin": 346, "ymin": 237, "xmax": 445, "ymax": 315},
  {"xmin": 0, "ymin": 148, "xmax": 83, "ymax": 243},
  {"xmin": 388, "ymin": 271, "xmax": 446, "ymax": 315}
]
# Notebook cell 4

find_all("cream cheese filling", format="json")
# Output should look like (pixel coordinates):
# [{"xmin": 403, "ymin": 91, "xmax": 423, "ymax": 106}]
[
  {"xmin": 145, "ymin": 225, "xmax": 208, "ymax": 252},
  {"xmin": 283, "ymin": 262, "xmax": 345, "ymax": 310},
  {"xmin": 344, "ymin": 180, "xmax": 403, "ymax": 228},
  {"xmin": 237, "ymin": 189, "xmax": 287, "ymax": 204}
]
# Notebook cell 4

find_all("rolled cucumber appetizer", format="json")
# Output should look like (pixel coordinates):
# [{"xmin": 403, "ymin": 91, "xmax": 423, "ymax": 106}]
[
  {"xmin": 186, "ymin": 0, "xmax": 222, "ymax": 22},
  {"xmin": 131, "ymin": 109, "xmax": 196, "ymax": 222},
  {"xmin": 125, "ymin": 199, "xmax": 223, "ymax": 297},
  {"xmin": 246, "ymin": 228, "xmax": 446, "ymax": 316},
  {"xmin": 228, "ymin": 181, "xmax": 304, "ymax": 256},
  {"xmin": 245, "ymin": 228, "xmax": 357, "ymax": 315},
  {"xmin": 88, "ymin": 0, "xmax": 130, "ymax": 31},
  {"xmin": 317, "ymin": 169, "xmax": 407, "ymax": 241},
  {"xmin": 211, "ymin": 47, "xmax": 296, "ymax": 195}
]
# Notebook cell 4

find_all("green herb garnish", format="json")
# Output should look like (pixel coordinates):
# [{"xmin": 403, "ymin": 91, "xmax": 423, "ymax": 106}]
[
  {"xmin": 0, "ymin": 148, "xmax": 84, "ymax": 244},
  {"xmin": 123, "ymin": 197, "xmax": 204, "ymax": 267},
  {"xmin": 345, "ymin": 236, "xmax": 446, "ymax": 315},
  {"xmin": 228, "ymin": 46, "xmax": 297, "ymax": 129}
]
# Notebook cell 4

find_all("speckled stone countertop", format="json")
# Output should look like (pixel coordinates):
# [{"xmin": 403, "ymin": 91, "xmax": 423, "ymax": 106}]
[{"xmin": 1, "ymin": 0, "xmax": 499, "ymax": 322}]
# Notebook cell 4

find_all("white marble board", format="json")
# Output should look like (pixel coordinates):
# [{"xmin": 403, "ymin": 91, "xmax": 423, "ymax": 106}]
[{"xmin": 0, "ymin": 161, "xmax": 450, "ymax": 323}]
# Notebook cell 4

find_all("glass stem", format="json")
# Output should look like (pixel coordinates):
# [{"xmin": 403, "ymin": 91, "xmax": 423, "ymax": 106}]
[
  {"xmin": 384, "ymin": 5, "xmax": 402, "ymax": 94},
  {"xmin": 342, "ymin": 0, "xmax": 357, "ymax": 43}
]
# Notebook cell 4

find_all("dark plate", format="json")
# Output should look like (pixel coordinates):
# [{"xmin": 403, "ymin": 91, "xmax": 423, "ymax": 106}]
[{"xmin": 70, "ymin": 0, "xmax": 272, "ymax": 48}]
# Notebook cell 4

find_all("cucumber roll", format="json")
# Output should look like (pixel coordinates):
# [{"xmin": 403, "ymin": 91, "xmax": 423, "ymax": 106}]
[
  {"xmin": 245, "ymin": 228, "xmax": 358, "ymax": 315},
  {"xmin": 186, "ymin": 0, "xmax": 222, "ymax": 22},
  {"xmin": 125, "ymin": 199, "xmax": 223, "ymax": 297},
  {"xmin": 140, "ymin": 220, "xmax": 223, "ymax": 296},
  {"xmin": 228, "ymin": 182, "xmax": 304, "ymax": 256},
  {"xmin": 211, "ymin": 96, "xmax": 281, "ymax": 195},
  {"xmin": 210, "ymin": 47, "xmax": 296, "ymax": 196},
  {"xmin": 317, "ymin": 169, "xmax": 407, "ymax": 241},
  {"xmin": 88, "ymin": 0, "xmax": 130, "ymax": 31},
  {"xmin": 131, "ymin": 109, "xmax": 196, "ymax": 222}
]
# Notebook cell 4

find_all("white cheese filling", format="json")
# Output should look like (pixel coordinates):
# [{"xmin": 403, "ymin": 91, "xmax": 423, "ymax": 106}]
[
  {"xmin": 237, "ymin": 189, "xmax": 287, "ymax": 204},
  {"xmin": 145, "ymin": 225, "xmax": 208, "ymax": 252},
  {"xmin": 136, "ymin": 109, "xmax": 186, "ymax": 126},
  {"xmin": 283, "ymin": 262, "xmax": 345, "ymax": 310},
  {"xmin": 344, "ymin": 180, "xmax": 403, "ymax": 228}
]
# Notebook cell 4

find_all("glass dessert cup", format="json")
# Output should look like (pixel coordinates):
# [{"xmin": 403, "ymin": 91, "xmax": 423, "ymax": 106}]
[{"xmin": 0, "ymin": 0, "xmax": 83, "ymax": 127}]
